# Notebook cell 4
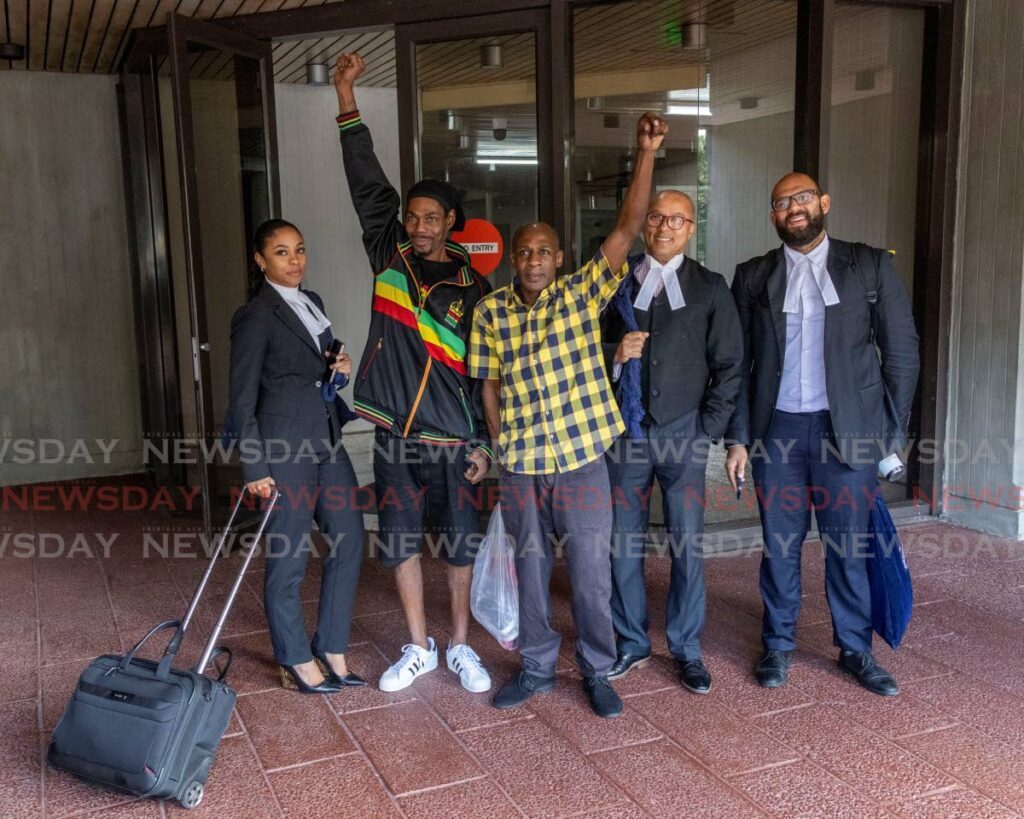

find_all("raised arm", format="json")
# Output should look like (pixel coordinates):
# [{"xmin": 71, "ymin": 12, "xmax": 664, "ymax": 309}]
[
  {"xmin": 600, "ymin": 112, "xmax": 668, "ymax": 272},
  {"xmin": 334, "ymin": 52, "xmax": 403, "ymax": 273}
]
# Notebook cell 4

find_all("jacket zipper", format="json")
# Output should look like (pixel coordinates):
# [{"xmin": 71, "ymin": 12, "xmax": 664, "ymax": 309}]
[
  {"xmin": 359, "ymin": 337, "xmax": 383, "ymax": 381},
  {"xmin": 459, "ymin": 388, "xmax": 475, "ymax": 435},
  {"xmin": 394, "ymin": 249, "xmax": 476, "ymax": 436}
]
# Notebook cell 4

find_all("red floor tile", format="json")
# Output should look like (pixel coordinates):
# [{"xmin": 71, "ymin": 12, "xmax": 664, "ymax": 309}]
[
  {"xmin": 526, "ymin": 671, "xmax": 662, "ymax": 755},
  {"xmin": 895, "ymin": 724, "xmax": 1024, "ymax": 811},
  {"xmin": 0, "ymin": 775, "xmax": 43, "ymax": 819},
  {"xmin": 7, "ymin": 512, "xmax": 1024, "ymax": 819},
  {"xmin": 163, "ymin": 735, "xmax": 280, "ymax": 818},
  {"xmin": 704, "ymin": 645, "xmax": 815, "ymax": 718},
  {"xmin": 629, "ymin": 688, "xmax": 801, "ymax": 776},
  {"xmin": 0, "ymin": 641, "xmax": 38, "ymax": 705},
  {"xmin": 236, "ymin": 688, "xmax": 354, "ymax": 770},
  {"xmin": 590, "ymin": 739, "xmax": 761, "ymax": 818},
  {"xmin": 398, "ymin": 777, "xmax": 520, "ymax": 818},
  {"xmin": 343, "ymin": 699, "xmax": 482, "ymax": 796},
  {"xmin": 889, "ymin": 786, "xmax": 1019, "ymax": 818},
  {"xmin": 108, "ymin": 580, "xmax": 187, "ymax": 637},
  {"xmin": 0, "ymin": 701, "xmax": 41, "ymax": 791},
  {"xmin": 460, "ymin": 717, "xmax": 629, "ymax": 818},
  {"xmin": 268, "ymin": 754, "xmax": 400, "ymax": 818},
  {"xmin": 214, "ymin": 631, "xmax": 280, "ymax": 695},
  {"xmin": 901, "ymin": 674, "xmax": 1024, "ymax": 747},
  {"xmin": 756, "ymin": 704, "xmax": 956, "ymax": 804},
  {"xmin": 730, "ymin": 758, "xmax": 889, "ymax": 817},
  {"xmin": 782, "ymin": 654, "xmax": 958, "ymax": 739},
  {"xmin": 410, "ymin": 651, "xmax": 527, "ymax": 734},
  {"xmin": 82, "ymin": 802, "xmax": 163, "ymax": 818}
]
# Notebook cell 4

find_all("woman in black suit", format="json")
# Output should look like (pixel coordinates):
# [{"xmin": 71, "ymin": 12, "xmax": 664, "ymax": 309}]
[{"xmin": 229, "ymin": 218, "xmax": 366, "ymax": 694}]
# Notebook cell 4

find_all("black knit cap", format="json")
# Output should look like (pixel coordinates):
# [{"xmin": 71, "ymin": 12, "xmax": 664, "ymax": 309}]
[{"xmin": 406, "ymin": 179, "xmax": 466, "ymax": 231}]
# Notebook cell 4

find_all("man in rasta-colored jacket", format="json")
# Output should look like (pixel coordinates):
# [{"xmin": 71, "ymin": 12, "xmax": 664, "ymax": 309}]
[{"xmin": 334, "ymin": 52, "xmax": 494, "ymax": 695}]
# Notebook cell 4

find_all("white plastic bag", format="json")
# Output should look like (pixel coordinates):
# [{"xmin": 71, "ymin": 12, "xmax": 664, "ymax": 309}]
[{"xmin": 470, "ymin": 503, "xmax": 519, "ymax": 650}]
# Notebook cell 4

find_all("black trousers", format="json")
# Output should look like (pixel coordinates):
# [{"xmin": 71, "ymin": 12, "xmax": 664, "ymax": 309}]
[
  {"xmin": 606, "ymin": 408, "xmax": 709, "ymax": 661},
  {"xmin": 264, "ymin": 445, "xmax": 365, "ymax": 666}
]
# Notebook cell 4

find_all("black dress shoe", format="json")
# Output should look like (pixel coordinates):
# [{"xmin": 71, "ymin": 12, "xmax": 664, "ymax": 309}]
[
  {"xmin": 677, "ymin": 658, "xmax": 712, "ymax": 694},
  {"xmin": 493, "ymin": 671, "xmax": 555, "ymax": 709},
  {"xmin": 838, "ymin": 651, "xmax": 899, "ymax": 697},
  {"xmin": 279, "ymin": 665, "xmax": 345, "ymax": 694},
  {"xmin": 311, "ymin": 647, "xmax": 367, "ymax": 687},
  {"xmin": 607, "ymin": 651, "xmax": 651, "ymax": 681},
  {"xmin": 583, "ymin": 676, "xmax": 623, "ymax": 719},
  {"xmin": 755, "ymin": 649, "xmax": 793, "ymax": 688}
]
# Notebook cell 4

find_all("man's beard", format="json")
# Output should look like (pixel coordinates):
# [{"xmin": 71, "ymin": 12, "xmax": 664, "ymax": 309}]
[{"xmin": 775, "ymin": 210, "xmax": 824, "ymax": 246}]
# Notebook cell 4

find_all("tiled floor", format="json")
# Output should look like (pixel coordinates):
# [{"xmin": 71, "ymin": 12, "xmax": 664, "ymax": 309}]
[{"xmin": 2, "ymin": 499, "xmax": 1024, "ymax": 817}]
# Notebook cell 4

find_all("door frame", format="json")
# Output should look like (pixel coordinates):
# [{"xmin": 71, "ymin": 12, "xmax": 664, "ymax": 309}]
[{"xmin": 120, "ymin": 15, "xmax": 281, "ymax": 535}]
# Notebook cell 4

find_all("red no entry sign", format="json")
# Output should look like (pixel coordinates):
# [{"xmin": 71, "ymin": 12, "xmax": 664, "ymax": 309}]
[{"xmin": 452, "ymin": 218, "xmax": 504, "ymax": 276}]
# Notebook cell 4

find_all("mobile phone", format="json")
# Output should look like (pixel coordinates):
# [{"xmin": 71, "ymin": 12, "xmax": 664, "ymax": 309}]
[
  {"xmin": 326, "ymin": 339, "xmax": 344, "ymax": 362},
  {"xmin": 736, "ymin": 476, "xmax": 744, "ymax": 500},
  {"xmin": 324, "ymin": 340, "xmax": 345, "ymax": 383}
]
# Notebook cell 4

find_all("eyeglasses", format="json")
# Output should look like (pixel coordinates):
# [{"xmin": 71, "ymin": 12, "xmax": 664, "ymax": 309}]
[
  {"xmin": 645, "ymin": 213, "xmax": 693, "ymax": 230},
  {"xmin": 771, "ymin": 189, "xmax": 820, "ymax": 212}
]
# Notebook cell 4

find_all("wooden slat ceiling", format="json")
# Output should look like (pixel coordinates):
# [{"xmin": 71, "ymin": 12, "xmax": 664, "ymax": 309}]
[{"xmin": 0, "ymin": 0, "xmax": 798, "ymax": 83}]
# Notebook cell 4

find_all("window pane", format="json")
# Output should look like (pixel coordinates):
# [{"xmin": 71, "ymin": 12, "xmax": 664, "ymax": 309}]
[{"xmin": 827, "ymin": 2, "xmax": 924, "ymax": 295}]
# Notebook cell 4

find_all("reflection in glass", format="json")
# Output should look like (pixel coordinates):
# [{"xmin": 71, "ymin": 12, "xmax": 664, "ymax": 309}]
[{"xmin": 416, "ymin": 35, "xmax": 539, "ymax": 289}]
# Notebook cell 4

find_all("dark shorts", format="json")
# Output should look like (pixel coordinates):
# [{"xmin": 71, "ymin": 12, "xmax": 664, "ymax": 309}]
[{"xmin": 372, "ymin": 428, "xmax": 484, "ymax": 568}]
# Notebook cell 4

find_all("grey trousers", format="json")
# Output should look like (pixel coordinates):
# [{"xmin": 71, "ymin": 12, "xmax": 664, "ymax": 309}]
[{"xmin": 498, "ymin": 457, "xmax": 616, "ymax": 679}]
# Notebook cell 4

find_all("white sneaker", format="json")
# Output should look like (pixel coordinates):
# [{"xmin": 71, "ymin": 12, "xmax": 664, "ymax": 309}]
[
  {"xmin": 446, "ymin": 642, "xmax": 492, "ymax": 693},
  {"xmin": 379, "ymin": 638, "xmax": 438, "ymax": 692}
]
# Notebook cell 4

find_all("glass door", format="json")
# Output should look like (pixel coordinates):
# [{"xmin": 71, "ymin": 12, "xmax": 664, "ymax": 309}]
[
  {"xmin": 396, "ymin": 10, "xmax": 551, "ymax": 289},
  {"xmin": 122, "ymin": 15, "xmax": 280, "ymax": 537}
]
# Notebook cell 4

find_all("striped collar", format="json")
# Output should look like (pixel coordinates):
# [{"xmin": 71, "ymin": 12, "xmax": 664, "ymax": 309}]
[{"xmin": 397, "ymin": 239, "xmax": 474, "ymax": 285}]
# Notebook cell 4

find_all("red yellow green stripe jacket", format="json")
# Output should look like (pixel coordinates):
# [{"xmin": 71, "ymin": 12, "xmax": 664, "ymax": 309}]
[{"xmin": 337, "ymin": 110, "xmax": 493, "ymax": 455}]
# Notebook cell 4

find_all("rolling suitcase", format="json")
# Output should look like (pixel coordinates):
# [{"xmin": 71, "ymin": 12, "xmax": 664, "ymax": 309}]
[{"xmin": 47, "ymin": 486, "xmax": 278, "ymax": 809}]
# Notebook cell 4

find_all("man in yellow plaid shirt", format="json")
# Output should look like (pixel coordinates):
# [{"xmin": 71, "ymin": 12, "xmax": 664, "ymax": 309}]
[{"xmin": 469, "ymin": 112, "xmax": 668, "ymax": 719}]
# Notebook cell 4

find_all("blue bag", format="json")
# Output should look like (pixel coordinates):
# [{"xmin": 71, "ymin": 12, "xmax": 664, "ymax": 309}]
[{"xmin": 866, "ymin": 491, "xmax": 913, "ymax": 648}]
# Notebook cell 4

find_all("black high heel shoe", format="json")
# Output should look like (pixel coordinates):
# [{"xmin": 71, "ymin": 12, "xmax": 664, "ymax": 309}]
[
  {"xmin": 311, "ymin": 646, "xmax": 367, "ymax": 687},
  {"xmin": 279, "ymin": 664, "xmax": 345, "ymax": 694}
]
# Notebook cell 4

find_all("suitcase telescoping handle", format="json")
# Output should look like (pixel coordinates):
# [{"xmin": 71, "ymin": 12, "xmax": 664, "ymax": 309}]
[{"xmin": 152, "ymin": 485, "xmax": 279, "ymax": 680}]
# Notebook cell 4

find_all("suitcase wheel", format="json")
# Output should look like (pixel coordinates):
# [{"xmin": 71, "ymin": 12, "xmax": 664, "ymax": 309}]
[{"xmin": 179, "ymin": 781, "xmax": 204, "ymax": 810}]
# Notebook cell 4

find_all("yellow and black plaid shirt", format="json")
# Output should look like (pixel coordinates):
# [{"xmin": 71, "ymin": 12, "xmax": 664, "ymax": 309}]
[{"xmin": 469, "ymin": 252, "xmax": 629, "ymax": 474}]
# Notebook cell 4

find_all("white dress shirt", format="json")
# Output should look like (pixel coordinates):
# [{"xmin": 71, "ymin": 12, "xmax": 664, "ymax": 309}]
[
  {"xmin": 775, "ymin": 235, "xmax": 839, "ymax": 413},
  {"xmin": 265, "ymin": 277, "xmax": 331, "ymax": 349}
]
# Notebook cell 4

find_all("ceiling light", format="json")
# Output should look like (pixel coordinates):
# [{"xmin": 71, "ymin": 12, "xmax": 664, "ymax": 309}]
[
  {"xmin": 305, "ymin": 63, "xmax": 329, "ymax": 85},
  {"xmin": 681, "ymin": 23, "xmax": 707, "ymax": 50},
  {"xmin": 665, "ymin": 104, "xmax": 711, "ymax": 117},
  {"xmin": 739, "ymin": 96, "xmax": 759, "ymax": 110},
  {"xmin": 475, "ymin": 156, "xmax": 538, "ymax": 166},
  {"xmin": 480, "ymin": 39, "xmax": 502, "ymax": 69},
  {"xmin": 445, "ymin": 110, "xmax": 463, "ymax": 131}
]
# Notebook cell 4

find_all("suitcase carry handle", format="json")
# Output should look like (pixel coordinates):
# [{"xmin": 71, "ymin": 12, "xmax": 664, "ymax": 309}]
[
  {"xmin": 117, "ymin": 619, "xmax": 181, "ymax": 675},
  {"xmin": 151, "ymin": 485, "xmax": 279, "ymax": 679}
]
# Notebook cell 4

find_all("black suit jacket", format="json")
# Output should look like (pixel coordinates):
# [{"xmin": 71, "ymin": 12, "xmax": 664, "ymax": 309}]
[
  {"xmin": 600, "ymin": 255, "xmax": 743, "ymax": 439},
  {"xmin": 228, "ymin": 283, "xmax": 345, "ymax": 483},
  {"xmin": 724, "ymin": 238, "xmax": 920, "ymax": 469}
]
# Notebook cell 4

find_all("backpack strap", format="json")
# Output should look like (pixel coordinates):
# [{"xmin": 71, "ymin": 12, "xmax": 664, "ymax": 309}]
[{"xmin": 849, "ymin": 242, "xmax": 881, "ymax": 343}]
